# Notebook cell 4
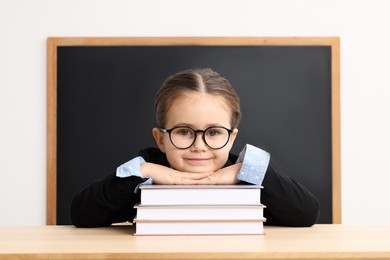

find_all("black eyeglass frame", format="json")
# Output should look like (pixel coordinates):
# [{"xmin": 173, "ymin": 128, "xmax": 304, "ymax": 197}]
[{"xmin": 158, "ymin": 126, "xmax": 234, "ymax": 150}]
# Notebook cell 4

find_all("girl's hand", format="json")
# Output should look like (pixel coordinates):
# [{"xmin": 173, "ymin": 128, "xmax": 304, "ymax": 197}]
[
  {"xmin": 196, "ymin": 163, "xmax": 242, "ymax": 185},
  {"xmin": 140, "ymin": 163, "xmax": 213, "ymax": 185}
]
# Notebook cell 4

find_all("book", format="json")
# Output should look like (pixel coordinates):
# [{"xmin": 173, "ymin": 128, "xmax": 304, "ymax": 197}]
[
  {"xmin": 139, "ymin": 184, "xmax": 262, "ymax": 206},
  {"xmin": 133, "ymin": 219, "xmax": 266, "ymax": 235},
  {"xmin": 135, "ymin": 204, "xmax": 265, "ymax": 220},
  {"xmin": 134, "ymin": 184, "xmax": 266, "ymax": 236}
]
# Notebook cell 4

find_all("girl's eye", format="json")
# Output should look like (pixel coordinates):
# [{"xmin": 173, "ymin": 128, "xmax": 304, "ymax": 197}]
[
  {"xmin": 179, "ymin": 130, "xmax": 189, "ymax": 135},
  {"xmin": 207, "ymin": 129, "xmax": 221, "ymax": 136},
  {"xmin": 176, "ymin": 128, "xmax": 192, "ymax": 136}
]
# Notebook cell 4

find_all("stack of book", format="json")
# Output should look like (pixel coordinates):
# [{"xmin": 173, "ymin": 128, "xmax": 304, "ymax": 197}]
[{"xmin": 133, "ymin": 185, "xmax": 266, "ymax": 235}]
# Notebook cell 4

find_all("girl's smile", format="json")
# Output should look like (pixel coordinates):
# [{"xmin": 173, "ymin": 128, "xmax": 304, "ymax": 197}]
[{"xmin": 184, "ymin": 157, "xmax": 213, "ymax": 164}]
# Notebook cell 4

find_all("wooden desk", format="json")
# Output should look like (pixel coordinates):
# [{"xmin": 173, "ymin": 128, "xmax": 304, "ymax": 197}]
[{"xmin": 1, "ymin": 224, "xmax": 389, "ymax": 259}]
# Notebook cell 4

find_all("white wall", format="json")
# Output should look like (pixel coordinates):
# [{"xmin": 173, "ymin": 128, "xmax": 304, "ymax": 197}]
[{"xmin": 1, "ymin": 0, "xmax": 389, "ymax": 225}]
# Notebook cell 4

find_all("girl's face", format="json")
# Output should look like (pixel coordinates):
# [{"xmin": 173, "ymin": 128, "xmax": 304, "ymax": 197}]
[{"xmin": 153, "ymin": 92, "xmax": 238, "ymax": 173}]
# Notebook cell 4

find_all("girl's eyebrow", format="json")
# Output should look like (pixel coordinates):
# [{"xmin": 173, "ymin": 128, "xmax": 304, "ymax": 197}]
[
  {"xmin": 171, "ymin": 123, "xmax": 230, "ymax": 129},
  {"xmin": 171, "ymin": 123, "xmax": 192, "ymax": 127}
]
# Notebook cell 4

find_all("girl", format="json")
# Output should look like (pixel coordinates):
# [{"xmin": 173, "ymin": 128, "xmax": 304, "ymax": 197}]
[{"xmin": 70, "ymin": 68, "xmax": 319, "ymax": 227}]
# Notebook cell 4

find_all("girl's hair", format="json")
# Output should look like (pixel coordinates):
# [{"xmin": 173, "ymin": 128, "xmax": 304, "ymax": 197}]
[{"xmin": 154, "ymin": 68, "xmax": 241, "ymax": 128}]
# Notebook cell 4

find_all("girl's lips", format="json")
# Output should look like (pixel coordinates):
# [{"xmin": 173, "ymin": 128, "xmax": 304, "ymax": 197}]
[{"xmin": 185, "ymin": 158, "xmax": 211, "ymax": 164}]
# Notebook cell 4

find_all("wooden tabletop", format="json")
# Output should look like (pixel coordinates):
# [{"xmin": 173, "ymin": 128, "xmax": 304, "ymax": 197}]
[{"xmin": 1, "ymin": 224, "xmax": 390, "ymax": 259}]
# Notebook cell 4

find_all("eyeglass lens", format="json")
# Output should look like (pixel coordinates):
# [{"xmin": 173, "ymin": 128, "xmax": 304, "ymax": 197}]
[{"xmin": 169, "ymin": 126, "xmax": 230, "ymax": 149}]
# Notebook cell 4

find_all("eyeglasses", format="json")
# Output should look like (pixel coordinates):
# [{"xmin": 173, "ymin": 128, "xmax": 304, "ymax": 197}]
[{"xmin": 159, "ymin": 126, "xmax": 234, "ymax": 150}]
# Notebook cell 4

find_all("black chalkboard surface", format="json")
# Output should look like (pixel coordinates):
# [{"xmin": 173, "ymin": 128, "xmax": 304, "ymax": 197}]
[{"xmin": 47, "ymin": 37, "xmax": 340, "ymax": 225}]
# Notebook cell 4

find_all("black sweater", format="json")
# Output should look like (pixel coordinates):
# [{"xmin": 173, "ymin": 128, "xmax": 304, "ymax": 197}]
[{"xmin": 70, "ymin": 147, "xmax": 320, "ymax": 227}]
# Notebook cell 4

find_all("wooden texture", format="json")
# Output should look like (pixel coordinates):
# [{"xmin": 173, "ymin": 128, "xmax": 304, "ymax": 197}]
[
  {"xmin": 1, "ymin": 225, "xmax": 389, "ymax": 259},
  {"xmin": 46, "ymin": 37, "xmax": 341, "ymax": 225},
  {"xmin": 46, "ymin": 39, "xmax": 57, "ymax": 225}
]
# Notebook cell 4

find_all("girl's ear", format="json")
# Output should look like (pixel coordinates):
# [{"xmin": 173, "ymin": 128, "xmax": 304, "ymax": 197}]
[
  {"xmin": 152, "ymin": 127, "xmax": 166, "ymax": 153},
  {"xmin": 230, "ymin": 128, "xmax": 239, "ymax": 144}
]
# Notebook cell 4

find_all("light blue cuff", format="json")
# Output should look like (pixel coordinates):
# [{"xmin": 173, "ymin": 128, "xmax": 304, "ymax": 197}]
[
  {"xmin": 116, "ymin": 156, "xmax": 153, "ymax": 193},
  {"xmin": 116, "ymin": 156, "xmax": 146, "ymax": 178},
  {"xmin": 236, "ymin": 144, "xmax": 270, "ymax": 185}
]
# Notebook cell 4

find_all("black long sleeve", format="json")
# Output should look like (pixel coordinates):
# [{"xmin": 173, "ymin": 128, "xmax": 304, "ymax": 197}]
[
  {"xmin": 70, "ymin": 148, "xmax": 170, "ymax": 227},
  {"xmin": 262, "ymin": 161, "xmax": 320, "ymax": 227},
  {"xmin": 70, "ymin": 174, "xmax": 145, "ymax": 227}
]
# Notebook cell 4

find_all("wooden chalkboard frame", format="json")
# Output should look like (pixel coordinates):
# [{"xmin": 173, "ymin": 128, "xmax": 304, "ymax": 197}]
[{"xmin": 47, "ymin": 37, "xmax": 341, "ymax": 225}]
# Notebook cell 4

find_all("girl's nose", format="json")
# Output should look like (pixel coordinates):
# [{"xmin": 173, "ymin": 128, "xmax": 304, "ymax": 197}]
[{"xmin": 190, "ymin": 133, "xmax": 208, "ymax": 151}]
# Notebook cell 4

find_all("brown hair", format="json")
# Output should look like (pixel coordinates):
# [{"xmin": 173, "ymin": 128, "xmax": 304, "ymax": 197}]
[{"xmin": 154, "ymin": 68, "xmax": 241, "ymax": 128}]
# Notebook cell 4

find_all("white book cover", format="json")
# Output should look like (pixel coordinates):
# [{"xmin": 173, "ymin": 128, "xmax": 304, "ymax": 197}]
[
  {"xmin": 134, "ymin": 219, "xmax": 265, "ymax": 235},
  {"xmin": 139, "ymin": 185, "xmax": 262, "ymax": 206},
  {"xmin": 135, "ymin": 204, "xmax": 265, "ymax": 220}
]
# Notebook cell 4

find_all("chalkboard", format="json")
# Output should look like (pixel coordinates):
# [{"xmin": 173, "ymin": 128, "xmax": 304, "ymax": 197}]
[{"xmin": 47, "ymin": 37, "xmax": 340, "ymax": 225}]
